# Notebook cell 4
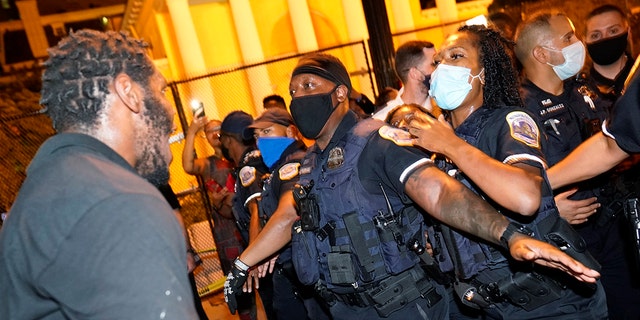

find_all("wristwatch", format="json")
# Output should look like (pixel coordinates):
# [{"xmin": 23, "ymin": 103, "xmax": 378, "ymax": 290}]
[{"xmin": 500, "ymin": 222, "xmax": 534, "ymax": 249}]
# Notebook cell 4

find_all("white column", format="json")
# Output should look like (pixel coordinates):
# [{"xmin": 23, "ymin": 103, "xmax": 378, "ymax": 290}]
[
  {"xmin": 229, "ymin": 0, "xmax": 272, "ymax": 114},
  {"xmin": 436, "ymin": 0, "xmax": 459, "ymax": 36},
  {"xmin": 288, "ymin": 0, "xmax": 318, "ymax": 53},
  {"xmin": 15, "ymin": 0, "xmax": 48, "ymax": 58},
  {"xmin": 390, "ymin": 0, "xmax": 417, "ymax": 43},
  {"xmin": 165, "ymin": 0, "xmax": 219, "ymax": 119}
]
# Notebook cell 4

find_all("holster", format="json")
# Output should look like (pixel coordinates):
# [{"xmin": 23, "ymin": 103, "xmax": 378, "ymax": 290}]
[
  {"xmin": 455, "ymin": 271, "xmax": 563, "ymax": 311},
  {"xmin": 540, "ymin": 216, "xmax": 601, "ymax": 271},
  {"xmin": 324, "ymin": 265, "xmax": 441, "ymax": 317},
  {"xmin": 491, "ymin": 271, "xmax": 563, "ymax": 311}
]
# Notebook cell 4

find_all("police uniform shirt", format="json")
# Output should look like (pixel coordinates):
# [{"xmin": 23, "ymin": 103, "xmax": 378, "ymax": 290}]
[
  {"xmin": 263, "ymin": 141, "xmax": 307, "ymax": 209},
  {"xmin": 520, "ymin": 78, "xmax": 610, "ymax": 166},
  {"xmin": 467, "ymin": 107, "xmax": 547, "ymax": 173},
  {"xmin": 313, "ymin": 111, "xmax": 433, "ymax": 199},
  {"xmin": 232, "ymin": 147, "xmax": 269, "ymax": 241},
  {"xmin": 604, "ymin": 74, "xmax": 640, "ymax": 153},
  {"xmin": 589, "ymin": 52, "xmax": 635, "ymax": 102},
  {"xmin": 261, "ymin": 141, "xmax": 306, "ymax": 264}
]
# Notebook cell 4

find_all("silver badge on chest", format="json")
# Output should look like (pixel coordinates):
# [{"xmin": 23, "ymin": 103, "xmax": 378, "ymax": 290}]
[{"xmin": 327, "ymin": 146, "xmax": 345, "ymax": 169}]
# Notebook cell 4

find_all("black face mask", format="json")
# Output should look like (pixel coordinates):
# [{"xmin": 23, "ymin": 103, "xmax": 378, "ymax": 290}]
[
  {"xmin": 220, "ymin": 143, "xmax": 233, "ymax": 163},
  {"xmin": 587, "ymin": 32, "xmax": 628, "ymax": 66},
  {"xmin": 422, "ymin": 74, "xmax": 431, "ymax": 92},
  {"xmin": 290, "ymin": 86, "xmax": 339, "ymax": 139}
]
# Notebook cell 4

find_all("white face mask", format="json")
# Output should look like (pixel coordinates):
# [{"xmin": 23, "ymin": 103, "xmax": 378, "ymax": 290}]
[
  {"xmin": 429, "ymin": 64, "xmax": 484, "ymax": 111},
  {"xmin": 544, "ymin": 41, "xmax": 586, "ymax": 80}
]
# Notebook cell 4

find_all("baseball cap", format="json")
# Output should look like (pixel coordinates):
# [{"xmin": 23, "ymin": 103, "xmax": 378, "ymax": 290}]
[
  {"xmin": 221, "ymin": 110, "xmax": 254, "ymax": 140},
  {"xmin": 248, "ymin": 108, "xmax": 293, "ymax": 130}
]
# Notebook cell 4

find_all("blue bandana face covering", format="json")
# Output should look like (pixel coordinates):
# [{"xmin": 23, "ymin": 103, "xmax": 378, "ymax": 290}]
[{"xmin": 257, "ymin": 136, "xmax": 296, "ymax": 168}]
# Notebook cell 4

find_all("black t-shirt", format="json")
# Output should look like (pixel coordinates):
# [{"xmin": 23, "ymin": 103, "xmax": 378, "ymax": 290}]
[{"xmin": 588, "ymin": 52, "xmax": 635, "ymax": 103}]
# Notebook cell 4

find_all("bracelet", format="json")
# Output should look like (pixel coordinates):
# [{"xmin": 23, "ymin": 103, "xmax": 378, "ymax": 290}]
[
  {"xmin": 234, "ymin": 258, "xmax": 250, "ymax": 272},
  {"xmin": 500, "ymin": 222, "xmax": 534, "ymax": 249}
]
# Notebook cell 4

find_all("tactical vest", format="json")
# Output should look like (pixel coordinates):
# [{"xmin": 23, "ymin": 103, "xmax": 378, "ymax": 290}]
[
  {"xmin": 292, "ymin": 119, "xmax": 424, "ymax": 292},
  {"xmin": 435, "ymin": 107, "xmax": 560, "ymax": 280}
]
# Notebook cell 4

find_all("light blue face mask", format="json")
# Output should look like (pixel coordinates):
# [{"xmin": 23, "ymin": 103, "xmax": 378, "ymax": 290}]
[
  {"xmin": 257, "ymin": 136, "xmax": 296, "ymax": 168},
  {"xmin": 544, "ymin": 41, "xmax": 586, "ymax": 80},
  {"xmin": 429, "ymin": 64, "xmax": 484, "ymax": 111}
]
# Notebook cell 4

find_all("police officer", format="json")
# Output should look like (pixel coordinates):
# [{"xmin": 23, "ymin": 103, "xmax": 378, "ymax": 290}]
[
  {"xmin": 515, "ymin": 11, "xmax": 639, "ymax": 319},
  {"xmin": 549, "ymin": 65, "xmax": 640, "ymax": 184},
  {"xmin": 246, "ymin": 108, "xmax": 329, "ymax": 319},
  {"xmin": 219, "ymin": 111, "xmax": 275, "ymax": 320},
  {"xmin": 584, "ymin": 4, "xmax": 636, "ymax": 104},
  {"xmin": 409, "ymin": 24, "xmax": 607, "ymax": 319},
  {"xmin": 223, "ymin": 52, "xmax": 601, "ymax": 320}
]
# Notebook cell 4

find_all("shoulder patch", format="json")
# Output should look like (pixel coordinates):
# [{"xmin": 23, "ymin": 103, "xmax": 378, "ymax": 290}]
[
  {"xmin": 243, "ymin": 150, "xmax": 261, "ymax": 164},
  {"xmin": 279, "ymin": 162, "xmax": 301, "ymax": 181},
  {"xmin": 506, "ymin": 111, "xmax": 540, "ymax": 149},
  {"xmin": 239, "ymin": 166, "xmax": 257, "ymax": 187},
  {"xmin": 378, "ymin": 125, "xmax": 413, "ymax": 147}
]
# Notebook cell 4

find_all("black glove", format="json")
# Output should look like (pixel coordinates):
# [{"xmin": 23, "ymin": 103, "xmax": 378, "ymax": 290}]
[{"xmin": 224, "ymin": 258, "xmax": 249, "ymax": 314}]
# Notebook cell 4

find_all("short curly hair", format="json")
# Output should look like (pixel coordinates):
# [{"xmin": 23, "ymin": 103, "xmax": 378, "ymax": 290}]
[
  {"xmin": 40, "ymin": 29, "xmax": 154, "ymax": 132},
  {"xmin": 458, "ymin": 25, "xmax": 522, "ymax": 108}
]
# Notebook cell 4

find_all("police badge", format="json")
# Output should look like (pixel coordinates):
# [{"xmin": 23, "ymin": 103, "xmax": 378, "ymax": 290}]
[{"xmin": 327, "ymin": 147, "xmax": 344, "ymax": 169}]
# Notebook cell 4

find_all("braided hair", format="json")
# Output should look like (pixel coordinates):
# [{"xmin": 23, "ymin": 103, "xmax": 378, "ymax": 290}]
[
  {"xmin": 40, "ymin": 29, "xmax": 154, "ymax": 132},
  {"xmin": 458, "ymin": 25, "xmax": 522, "ymax": 108}
]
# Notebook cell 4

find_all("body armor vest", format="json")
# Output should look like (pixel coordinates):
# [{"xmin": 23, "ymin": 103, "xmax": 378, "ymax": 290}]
[{"xmin": 292, "ymin": 119, "xmax": 424, "ymax": 292}]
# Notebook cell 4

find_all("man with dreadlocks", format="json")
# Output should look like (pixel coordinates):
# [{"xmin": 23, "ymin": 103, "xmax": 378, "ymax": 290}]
[
  {"xmin": 408, "ymin": 24, "xmax": 607, "ymax": 319},
  {"xmin": 0, "ymin": 30, "xmax": 198, "ymax": 318}
]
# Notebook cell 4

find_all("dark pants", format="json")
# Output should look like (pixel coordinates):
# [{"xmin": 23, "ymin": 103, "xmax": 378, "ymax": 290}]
[
  {"xmin": 579, "ymin": 214, "xmax": 640, "ymax": 320},
  {"xmin": 257, "ymin": 272, "xmax": 276, "ymax": 320},
  {"xmin": 188, "ymin": 272, "xmax": 209, "ymax": 320},
  {"xmin": 272, "ymin": 264, "xmax": 331, "ymax": 320}
]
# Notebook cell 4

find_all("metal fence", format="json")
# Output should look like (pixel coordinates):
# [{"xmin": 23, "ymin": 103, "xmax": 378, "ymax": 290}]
[
  {"xmin": 0, "ymin": 40, "xmax": 374, "ymax": 296},
  {"xmin": 168, "ymin": 40, "xmax": 374, "ymax": 294}
]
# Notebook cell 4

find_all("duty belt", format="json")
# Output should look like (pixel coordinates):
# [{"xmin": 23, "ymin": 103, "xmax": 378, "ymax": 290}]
[
  {"xmin": 456, "ymin": 271, "xmax": 564, "ymax": 311},
  {"xmin": 321, "ymin": 265, "xmax": 442, "ymax": 317}
]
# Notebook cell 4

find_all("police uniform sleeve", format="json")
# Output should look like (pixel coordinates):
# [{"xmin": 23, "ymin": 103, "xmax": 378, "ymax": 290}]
[
  {"xmin": 359, "ymin": 127, "xmax": 434, "ymax": 196},
  {"xmin": 38, "ymin": 193, "xmax": 197, "ymax": 319},
  {"xmin": 238, "ymin": 153, "xmax": 269, "ymax": 207},
  {"xmin": 482, "ymin": 110, "xmax": 547, "ymax": 169},
  {"xmin": 275, "ymin": 160, "xmax": 302, "ymax": 198},
  {"xmin": 605, "ymin": 75, "xmax": 640, "ymax": 153}
]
